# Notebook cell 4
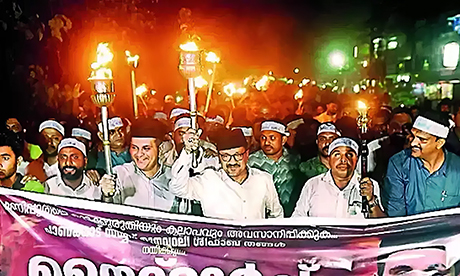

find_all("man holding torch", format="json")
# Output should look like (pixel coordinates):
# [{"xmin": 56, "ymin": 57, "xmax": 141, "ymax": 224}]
[{"xmin": 292, "ymin": 137, "xmax": 385, "ymax": 218}]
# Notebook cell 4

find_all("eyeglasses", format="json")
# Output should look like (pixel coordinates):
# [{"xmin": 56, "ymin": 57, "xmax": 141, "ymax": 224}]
[{"xmin": 219, "ymin": 150, "xmax": 248, "ymax": 162}]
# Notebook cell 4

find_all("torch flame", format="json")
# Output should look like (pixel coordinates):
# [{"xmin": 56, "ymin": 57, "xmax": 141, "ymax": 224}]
[
  {"xmin": 89, "ymin": 42, "xmax": 114, "ymax": 80},
  {"xmin": 206, "ymin": 52, "xmax": 220, "ymax": 63},
  {"xmin": 135, "ymin": 83, "xmax": 148, "ymax": 96},
  {"xmin": 224, "ymin": 83, "xmax": 236, "ymax": 96},
  {"xmin": 357, "ymin": 100, "xmax": 368, "ymax": 110},
  {"xmin": 255, "ymin": 75, "xmax": 269, "ymax": 91},
  {"xmin": 194, "ymin": 76, "xmax": 208, "ymax": 88},
  {"xmin": 180, "ymin": 41, "xmax": 199, "ymax": 52},
  {"xmin": 294, "ymin": 89, "xmax": 303, "ymax": 100},
  {"xmin": 243, "ymin": 77, "xmax": 251, "ymax": 86},
  {"xmin": 236, "ymin": 88, "xmax": 247, "ymax": 94},
  {"xmin": 126, "ymin": 50, "xmax": 140, "ymax": 67}
]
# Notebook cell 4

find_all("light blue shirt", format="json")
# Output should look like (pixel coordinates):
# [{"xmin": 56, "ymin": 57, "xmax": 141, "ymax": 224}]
[{"xmin": 383, "ymin": 148, "xmax": 460, "ymax": 217}]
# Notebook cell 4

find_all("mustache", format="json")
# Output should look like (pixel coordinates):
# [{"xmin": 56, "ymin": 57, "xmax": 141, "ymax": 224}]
[
  {"xmin": 411, "ymin": 146, "xmax": 422, "ymax": 150},
  {"xmin": 61, "ymin": 166, "xmax": 78, "ymax": 172},
  {"xmin": 227, "ymin": 164, "xmax": 240, "ymax": 168}
]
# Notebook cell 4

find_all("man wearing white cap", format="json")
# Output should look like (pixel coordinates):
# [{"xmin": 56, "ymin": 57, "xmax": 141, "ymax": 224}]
[
  {"xmin": 171, "ymin": 128, "xmax": 283, "ymax": 220},
  {"xmin": 299, "ymin": 122, "xmax": 341, "ymax": 181},
  {"xmin": 248, "ymin": 120, "xmax": 305, "ymax": 217},
  {"xmin": 95, "ymin": 116, "xmax": 131, "ymax": 174},
  {"xmin": 383, "ymin": 111, "xmax": 460, "ymax": 217},
  {"xmin": 24, "ymin": 119, "xmax": 66, "ymax": 181},
  {"xmin": 45, "ymin": 138, "xmax": 101, "ymax": 200},
  {"xmin": 292, "ymin": 137, "xmax": 385, "ymax": 218}
]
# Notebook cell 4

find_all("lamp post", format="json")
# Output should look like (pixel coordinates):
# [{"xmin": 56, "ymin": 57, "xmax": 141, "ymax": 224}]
[
  {"xmin": 88, "ymin": 42, "xmax": 116, "ymax": 181},
  {"xmin": 126, "ymin": 50, "xmax": 140, "ymax": 118},
  {"xmin": 356, "ymin": 100, "xmax": 370, "ymax": 217},
  {"xmin": 204, "ymin": 51, "xmax": 220, "ymax": 115}
]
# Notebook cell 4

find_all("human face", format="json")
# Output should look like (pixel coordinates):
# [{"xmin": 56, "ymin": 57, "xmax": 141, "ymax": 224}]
[
  {"xmin": 219, "ymin": 146, "xmax": 249, "ymax": 179},
  {"xmin": 372, "ymin": 117, "xmax": 388, "ymax": 136},
  {"xmin": 130, "ymin": 137, "xmax": 159, "ymax": 172},
  {"xmin": 327, "ymin": 103, "xmax": 338, "ymax": 114},
  {"xmin": 39, "ymin": 129, "xmax": 63, "ymax": 157},
  {"xmin": 260, "ymin": 130, "xmax": 286, "ymax": 157},
  {"xmin": 0, "ymin": 146, "xmax": 17, "ymax": 181},
  {"xmin": 317, "ymin": 132, "xmax": 339, "ymax": 157},
  {"xmin": 58, "ymin": 148, "xmax": 86, "ymax": 181},
  {"xmin": 383, "ymin": 248, "xmax": 448, "ymax": 276},
  {"xmin": 388, "ymin": 113, "xmax": 412, "ymax": 136},
  {"xmin": 316, "ymin": 105, "xmax": 325, "ymax": 115},
  {"xmin": 409, "ymin": 128, "xmax": 444, "ymax": 159},
  {"xmin": 6, "ymin": 118, "xmax": 22, "ymax": 133},
  {"xmin": 109, "ymin": 126, "xmax": 125, "ymax": 150},
  {"xmin": 329, "ymin": 146, "xmax": 358, "ymax": 179},
  {"xmin": 173, "ymin": 127, "xmax": 188, "ymax": 149}
]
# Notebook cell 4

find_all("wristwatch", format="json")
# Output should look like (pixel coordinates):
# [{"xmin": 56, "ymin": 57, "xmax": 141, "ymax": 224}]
[{"xmin": 368, "ymin": 197, "xmax": 379, "ymax": 209}]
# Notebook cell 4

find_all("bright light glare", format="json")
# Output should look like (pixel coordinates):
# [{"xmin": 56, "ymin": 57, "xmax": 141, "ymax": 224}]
[
  {"xmin": 330, "ymin": 51, "xmax": 345, "ymax": 68},
  {"xmin": 443, "ymin": 42, "xmax": 459, "ymax": 68}
]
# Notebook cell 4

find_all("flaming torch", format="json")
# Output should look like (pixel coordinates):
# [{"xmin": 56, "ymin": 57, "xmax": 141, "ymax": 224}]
[
  {"xmin": 126, "ymin": 50, "xmax": 140, "ymax": 118},
  {"xmin": 88, "ymin": 42, "xmax": 115, "ymax": 179},
  {"xmin": 179, "ymin": 41, "xmax": 202, "ymax": 129},
  {"xmin": 135, "ymin": 83, "xmax": 149, "ymax": 112},
  {"xmin": 357, "ymin": 100, "xmax": 371, "ymax": 217},
  {"xmin": 204, "ymin": 51, "xmax": 220, "ymax": 114}
]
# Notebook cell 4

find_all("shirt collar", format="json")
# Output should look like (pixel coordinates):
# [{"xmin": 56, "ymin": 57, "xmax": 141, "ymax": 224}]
[
  {"xmin": 256, "ymin": 148, "xmax": 289, "ymax": 164},
  {"xmin": 57, "ymin": 173, "xmax": 91, "ymax": 191},
  {"xmin": 321, "ymin": 170, "xmax": 360, "ymax": 190},
  {"xmin": 413, "ymin": 149, "xmax": 449, "ymax": 177},
  {"xmin": 133, "ymin": 161, "xmax": 164, "ymax": 180}
]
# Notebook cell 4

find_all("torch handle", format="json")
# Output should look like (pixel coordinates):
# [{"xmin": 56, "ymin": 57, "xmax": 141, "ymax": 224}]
[
  {"xmin": 204, "ymin": 63, "xmax": 217, "ymax": 115},
  {"xmin": 188, "ymin": 78, "xmax": 199, "ymax": 169},
  {"xmin": 360, "ymin": 138, "xmax": 370, "ymax": 217}
]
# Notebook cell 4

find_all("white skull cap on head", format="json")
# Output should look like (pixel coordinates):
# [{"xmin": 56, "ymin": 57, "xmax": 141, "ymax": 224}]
[
  {"xmin": 58, "ymin": 138, "xmax": 87, "ymax": 157},
  {"xmin": 260, "ymin": 120, "xmax": 290, "ymax": 136},
  {"xmin": 39, "ymin": 120, "xmax": 65, "ymax": 136},
  {"xmin": 317, "ymin": 122, "xmax": 341, "ymax": 136},
  {"xmin": 328, "ymin": 137, "xmax": 359, "ymax": 156}
]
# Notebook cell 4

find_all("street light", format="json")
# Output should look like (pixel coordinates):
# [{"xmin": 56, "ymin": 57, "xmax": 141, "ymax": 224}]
[{"xmin": 329, "ymin": 51, "xmax": 345, "ymax": 68}]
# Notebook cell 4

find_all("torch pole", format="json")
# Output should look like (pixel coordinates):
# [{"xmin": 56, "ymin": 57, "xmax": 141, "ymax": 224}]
[
  {"xmin": 100, "ymin": 105, "xmax": 113, "ymax": 175},
  {"xmin": 130, "ymin": 69, "xmax": 139, "ymax": 119},
  {"xmin": 357, "ymin": 103, "xmax": 370, "ymax": 218},
  {"xmin": 188, "ymin": 78, "xmax": 198, "ymax": 129},
  {"xmin": 204, "ymin": 62, "xmax": 217, "ymax": 115}
]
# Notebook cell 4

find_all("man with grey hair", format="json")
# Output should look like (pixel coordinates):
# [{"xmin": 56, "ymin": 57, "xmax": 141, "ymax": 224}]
[{"xmin": 383, "ymin": 111, "xmax": 460, "ymax": 217}]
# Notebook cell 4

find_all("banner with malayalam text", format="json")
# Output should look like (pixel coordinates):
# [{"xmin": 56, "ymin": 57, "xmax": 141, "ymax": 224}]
[{"xmin": 1, "ymin": 188, "xmax": 460, "ymax": 276}]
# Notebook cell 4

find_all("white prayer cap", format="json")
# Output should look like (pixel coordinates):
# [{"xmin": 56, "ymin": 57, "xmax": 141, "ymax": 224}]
[
  {"xmin": 206, "ymin": 115, "xmax": 225, "ymax": 125},
  {"xmin": 71, "ymin": 128, "xmax": 91, "ymax": 141},
  {"xmin": 413, "ymin": 116, "xmax": 449, "ymax": 139},
  {"xmin": 287, "ymin": 118, "xmax": 304, "ymax": 130},
  {"xmin": 232, "ymin": 127, "xmax": 253, "ymax": 137},
  {"xmin": 58, "ymin": 138, "xmax": 87, "ymax": 157},
  {"xmin": 153, "ymin": 112, "xmax": 168, "ymax": 120},
  {"xmin": 317, "ymin": 122, "xmax": 341, "ymax": 136},
  {"xmin": 39, "ymin": 120, "xmax": 65, "ymax": 136},
  {"xmin": 174, "ymin": 117, "xmax": 192, "ymax": 131},
  {"xmin": 328, "ymin": 137, "xmax": 359, "ymax": 156},
  {"xmin": 170, "ymin": 108, "xmax": 190, "ymax": 119},
  {"xmin": 260, "ymin": 120, "xmax": 290, "ymax": 136},
  {"xmin": 98, "ymin": 117, "xmax": 124, "ymax": 133}
]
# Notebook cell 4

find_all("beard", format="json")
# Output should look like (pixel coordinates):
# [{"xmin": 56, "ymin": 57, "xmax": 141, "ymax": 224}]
[
  {"xmin": 320, "ymin": 146, "xmax": 329, "ymax": 157},
  {"xmin": 59, "ymin": 165, "xmax": 84, "ymax": 181}
]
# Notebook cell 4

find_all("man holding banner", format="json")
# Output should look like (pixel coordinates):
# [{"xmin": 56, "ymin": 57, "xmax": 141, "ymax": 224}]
[
  {"xmin": 171, "ymin": 128, "xmax": 283, "ymax": 220},
  {"xmin": 292, "ymin": 137, "xmax": 385, "ymax": 218},
  {"xmin": 383, "ymin": 111, "xmax": 460, "ymax": 217}
]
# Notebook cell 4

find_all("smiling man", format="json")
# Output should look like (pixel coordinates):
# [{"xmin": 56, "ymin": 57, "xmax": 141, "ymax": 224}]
[
  {"xmin": 292, "ymin": 137, "xmax": 385, "ymax": 218},
  {"xmin": 171, "ymin": 128, "xmax": 283, "ymax": 220},
  {"xmin": 383, "ymin": 111, "xmax": 460, "ymax": 217},
  {"xmin": 99, "ymin": 119, "xmax": 178, "ymax": 211},
  {"xmin": 44, "ymin": 138, "xmax": 101, "ymax": 199}
]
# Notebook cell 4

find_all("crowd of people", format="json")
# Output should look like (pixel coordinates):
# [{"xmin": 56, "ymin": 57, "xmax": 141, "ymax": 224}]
[{"xmin": 1, "ymin": 86, "xmax": 460, "ymax": 221}]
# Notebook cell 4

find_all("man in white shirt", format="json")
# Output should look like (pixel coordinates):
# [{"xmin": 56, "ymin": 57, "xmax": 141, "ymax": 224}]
[
  {"xmin": 99, "ymin": 119, "xmax": 178, "ymax": 212},
  {"xmin": 45, "ymin": 138, "xmax": 101, "ymax": 200},
  {"xmin": 292, "ymin": 137, "xmax": 385, "ymax": 218},
  {"xmin": 171, "ymin": 128, "xmax": 283, "ymax": 220}
]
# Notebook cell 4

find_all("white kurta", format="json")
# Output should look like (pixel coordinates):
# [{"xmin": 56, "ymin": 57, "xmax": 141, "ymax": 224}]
[
  {"xmin": 171, "ymin": 150, "xmax": 284, "ymax": 220},
  {"xmin": 112, "ymin": 162, "xmax": 176, "ymax": 211},
  {"xmin": 292, "ymin": 171, "xmax": 382, "ymax": 219},
  {"xmin": 45, "ymin": 173, "xmax": 102, "ymax": 200}
]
